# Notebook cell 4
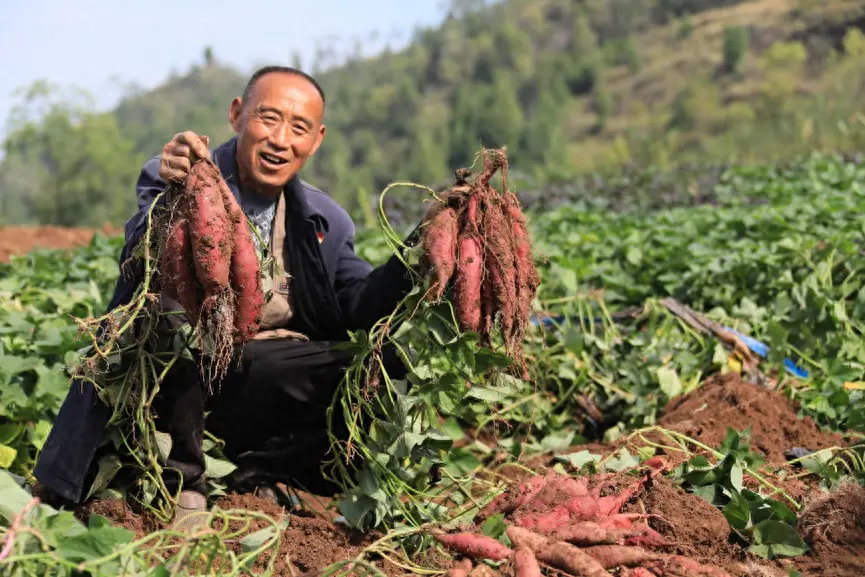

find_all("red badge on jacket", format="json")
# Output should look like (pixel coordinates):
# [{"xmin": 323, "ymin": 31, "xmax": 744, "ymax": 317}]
[{"xmin": 317, "ymin": 231, "xmax": 324, "ymax": 244}]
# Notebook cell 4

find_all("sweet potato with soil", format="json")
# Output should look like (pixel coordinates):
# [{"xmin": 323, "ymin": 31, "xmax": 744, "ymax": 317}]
[
  {"xmin": 161, "ymin": 217, "xmax": 200, "ymax": 324},
  {"xmin": 185, "ymin": 163, "xmax": 232, "ymax": 293},
  {"xmin": 424, "ymin": 206, "xmax": 459, "ymax": 301},
  {"xmin": 513, "ymin": 547, "xmax": 542, "ymax": 577},
  {"xmin": 649, "ymin": 556, "xmax": 732, "ymax": 577},
  {"xmin": 549, "ymin": 521, "xmax": 632, "ymax": 545},
  {"xmin": 514, "ymin": 505, "xmax": 570, "ymax": 532},
  {"xmin": 433, "ymin": 532, "xmax": 512, "ymax": 561},
  {"xmin": 583, "ymin": 545, "xmax": 666, "ymax": 569},
  {"xmin": 219, "ymin": 182, "xmax": 263, "ymax": 343},
  {"xmin": 478, "ymin": 475, "xmax": 546, "ymax": 521},
  {"xmin": 454, "ymin": 232, "xmax": 483, "ymax": 333},
  {"xmin": 447, "ymin": 559, "xmax": 473, "ymax": 577}
]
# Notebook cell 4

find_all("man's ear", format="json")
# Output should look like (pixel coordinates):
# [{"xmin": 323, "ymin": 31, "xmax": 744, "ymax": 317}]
[
  {"xmin": 310, "ymin": 124, "xmax": 327, "ymax": 157},
  {"xmin": 228, "ymin": 97, "xmax": 243, "ymax": 133}
]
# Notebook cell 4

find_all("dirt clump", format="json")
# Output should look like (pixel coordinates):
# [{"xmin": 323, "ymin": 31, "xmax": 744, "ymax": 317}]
[
  {"xmin": 625, "ymin": 477, "xmax": 730, "ymax": 554},
  {"xmin": 74, "ymin": 497, "xmax": 162, "ymax": 539},
  {"xmin": 657, "ymin": 372, "xmax": 845, "ymax": 464},
  {"xmin": 795, "ymin": 483, "xmax": 865, "ymax": 577}
]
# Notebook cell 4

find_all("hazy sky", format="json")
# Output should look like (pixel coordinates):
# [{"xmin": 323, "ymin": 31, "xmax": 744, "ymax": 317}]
[{"xmin": 0, "ymin": 0, "xmax": 449, "ymax": 135}]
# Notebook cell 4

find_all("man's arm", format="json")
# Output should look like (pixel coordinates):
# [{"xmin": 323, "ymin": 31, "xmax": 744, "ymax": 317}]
[
  {"xmin": 105, "ymin": 157, "xmax": 170, "ymax": 311},
  {"xmin": 333, "ymin": 221, "xmax": 419, "ymax": 333}
]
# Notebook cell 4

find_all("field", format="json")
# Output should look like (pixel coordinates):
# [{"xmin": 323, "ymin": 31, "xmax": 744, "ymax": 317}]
[{"xmin": 1, "ymin": 152, "xmax": 864, "ymax": 577}]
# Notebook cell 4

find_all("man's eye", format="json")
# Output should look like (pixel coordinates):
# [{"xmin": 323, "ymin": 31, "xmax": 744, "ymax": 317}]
[
  {"xmin": 293, "ymin": 124, "xmax": 308, "ymax": 134},
  {"xmin": 261, "ymin": 114, "xmax": 279, "ymax": 123}
]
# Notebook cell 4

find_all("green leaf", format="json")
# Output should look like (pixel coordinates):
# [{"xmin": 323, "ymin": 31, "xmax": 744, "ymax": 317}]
[
  {"xmin": 557, "ymin": 450, "xmax": 602, "ymax": 469},
  {"xmin": 85, "ymin": 454, "xmax": 123, "ymax": 501},
  {"xmin": 481, "ymin": 513, "xmax": 508, "ymax": 541},
  {"xmin": 603, "ymin": 448, "xmax": 641, "ymax": 472},
  {"xmin": 747, "ymin": 520, "xmax": 808, "ymax": 559},
  {"xmin": 204, "ymin": 455, "xmax": 237, "ymax": 479},
  {"xmin": 55, "ymin": 525, "xmax": 135, "ymax": 563},
  {"xmin": 657, "ymin": 366, "xmax": 683, "ymax": 399},
  {"xmin": 0, "ymin": 443, "xmax": 17, "ymax": 468}
]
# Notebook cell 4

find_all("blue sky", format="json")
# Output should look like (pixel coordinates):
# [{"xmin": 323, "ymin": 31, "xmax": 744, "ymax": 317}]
[{"xmin": 0, "ymin": 0, "xmax": 449, "ymax": 135}]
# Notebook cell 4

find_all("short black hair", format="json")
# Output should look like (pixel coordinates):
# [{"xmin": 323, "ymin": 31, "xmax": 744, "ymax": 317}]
[{"xmin": 241, "ymin": 65, "xmax": 326, "ymax": 107}]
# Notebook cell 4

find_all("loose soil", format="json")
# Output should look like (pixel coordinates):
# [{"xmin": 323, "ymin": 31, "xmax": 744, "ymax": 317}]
[
  {"xmin": 0, "ymin": 224, "xmax": 121, "ymax": 262},
  {"xmin": 796, "ymin": 483, "xmax": 865, "ymax": 577},
  {"xmin": 657, "ymin": 372, "xmax": 847, "ymax": 464}
]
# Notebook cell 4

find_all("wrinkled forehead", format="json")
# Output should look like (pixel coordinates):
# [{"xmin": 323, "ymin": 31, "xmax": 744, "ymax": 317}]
[{"xmin": 246, "ymin": 73, "xmax": 324, "ymax": 121}]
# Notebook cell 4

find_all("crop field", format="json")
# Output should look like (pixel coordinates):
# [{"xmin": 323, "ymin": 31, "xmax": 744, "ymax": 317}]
[{"xmin": 1, "ymin": 152, "xmax": 864, "ymax": 577}]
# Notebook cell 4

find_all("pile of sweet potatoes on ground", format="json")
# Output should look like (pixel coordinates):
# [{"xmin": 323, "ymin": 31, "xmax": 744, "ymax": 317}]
[
  {"xmin": 422, "ymin": 149, "xmax": 541, "ymax": 373},
  {"xmin": 157, "ymin": 159, "xmax": 264, "ymax": 381},
  {"xmin": 432, "ymin": 471, "xmax": 731, "ymax": 577}
]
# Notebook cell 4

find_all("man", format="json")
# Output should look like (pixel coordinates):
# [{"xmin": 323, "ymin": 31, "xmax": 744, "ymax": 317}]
[{"xmin": 33, "ymin": 65, "xmax": 424, "ymax": 527}]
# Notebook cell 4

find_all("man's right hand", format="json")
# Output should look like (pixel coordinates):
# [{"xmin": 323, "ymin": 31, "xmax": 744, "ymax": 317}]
[{"xmin": 159, "ymin": 132, "xmax": 211, "ymax": 184}]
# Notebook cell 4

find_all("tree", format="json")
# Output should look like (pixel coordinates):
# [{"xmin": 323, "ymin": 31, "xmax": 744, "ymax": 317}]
[
  {"xmin": 203, "ymin": 46, "xmax": 215, "ymax": 67},
  {"xmin": 722, "ymin": 26, "xmax": 748, "ymax": 73},
  {"xmin": 0, "ymin": 82, "xmax": 143, "ymax": 227}
]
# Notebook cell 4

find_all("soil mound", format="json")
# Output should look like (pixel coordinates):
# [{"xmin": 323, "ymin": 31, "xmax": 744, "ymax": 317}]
[
  {"xmin": 0, "ymin": 224, "xmax": 121, "ymax": 262},
  {"xmin": 74, "ymin": 497, "xmax": 161, "ymax": 538},
  {"xmin": 796, "ymin": 483, "xmax": 865, "ymax": 577},
  {"xmin": 625, "ymin": 477, "xmax": 730, "ymax": 555},
  {"xmin": 657, "ymin": 372, "xmax": 844, "ymax": 463}
]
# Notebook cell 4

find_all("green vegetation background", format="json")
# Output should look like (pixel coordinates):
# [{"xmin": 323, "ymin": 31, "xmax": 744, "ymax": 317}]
[{"xmin": 2, "ymin": 0, "xmax": 865, "ymax": 228}]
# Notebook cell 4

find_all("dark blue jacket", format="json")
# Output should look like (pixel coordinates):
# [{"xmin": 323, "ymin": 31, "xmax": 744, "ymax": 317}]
[{"xmin": 33, "ymin": 136, "xmax": 417, "ymax": 502}]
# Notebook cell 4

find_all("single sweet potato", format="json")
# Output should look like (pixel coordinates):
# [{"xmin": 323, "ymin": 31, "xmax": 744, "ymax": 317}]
[
  {"xmin": 513, "ymin": 547, "xmax": 542, "ymax": 577},
  {"xmin": 584, "ymin": 545, "xmax": 666, "ymax": 569},
  {"xmin": 186, "ymin": 163, "xmax": 232, "ymax": 293},
  {"xmin": 162, "ymin": 217, "xmax": 200, "ymax": 324},
  {"xmin": 454, "ymin": 233, "xmax": 483, "ymax": 333},
  {"xmin": 424, "ymin": 205, "xmax": 459, "ymax": 301},
  {"xmin": 478, "ymin": 475, "xmax": 547, "ymax": 521},
  {"xmin": 507, "ymin": 526, "xmax": 608, "ymax": 577},
  {"xmin": 514, "ymin": 505, "xmax": 570, "ymax": 532},
  {"xmin": 218, "ymin": 181, "xmax": 263, "ymax": 343},
  {"xmin": 549, "ymin": 521, "xmax": 631, "ymax": 546},
  {"xmin": 446, "ymin": 559, "xmax": 473, "ymax": 577},
  {"xmin": 434, "ymin": 532, "xmax": 512, "ymax": 561}
]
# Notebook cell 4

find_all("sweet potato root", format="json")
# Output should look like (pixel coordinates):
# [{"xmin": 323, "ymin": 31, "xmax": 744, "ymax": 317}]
[
  {"xmin": 513, "ymin": 547, "xmax": 542, "ymax": 577},
  {"xmin": 454, "ymin": 233, "xmax": 483, "ymax": 333},
  {"xmin": 162, "ymin": 217, "xmax": 200, "ymax": 325},
  {"xmin": 583, "ymin": 545, "xmax": 666, "ymax": 569},
  {"xmin": 446, "ymin": 559, "xmax": 473, "ymax": 577},
  {"xmin": 514, "ymin": 505, "xmax": 570, "ymax": 532},
  {"xmin": 185, "ymin": 165, "xmax": 231, "ymax": 293},
  {"xmin": 479, "ymin": 475, "xmax": 547, "ymax": 521},
  {"xmin": 434, "ymin": 532, "xmax": 512, "ymax": 561},
  {"xmin": 424, "ymin": 206, "xmax": 459, "ymax": 301}
]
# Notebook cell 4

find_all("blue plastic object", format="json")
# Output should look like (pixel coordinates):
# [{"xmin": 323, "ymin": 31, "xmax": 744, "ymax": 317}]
[{"xmin": 724, "ymin": 327, "xmax": 809, "ymax": 379}]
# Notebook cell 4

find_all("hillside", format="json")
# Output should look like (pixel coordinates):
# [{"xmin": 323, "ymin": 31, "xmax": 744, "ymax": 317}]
[{"xmin": 2, "ymin": 0, "xmax": 865, "ymax": 227}]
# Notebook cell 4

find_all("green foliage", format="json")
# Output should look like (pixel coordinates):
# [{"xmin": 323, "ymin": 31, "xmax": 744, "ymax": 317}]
[{"xmin": 722, "ymin": 25, "xmax": 749, "ymax": 73}]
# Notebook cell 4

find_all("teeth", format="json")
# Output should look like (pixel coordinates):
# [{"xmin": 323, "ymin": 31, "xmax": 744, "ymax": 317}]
[{"xmin": 262, "ymin": 153, "xmax": 284, "ymax": 164}]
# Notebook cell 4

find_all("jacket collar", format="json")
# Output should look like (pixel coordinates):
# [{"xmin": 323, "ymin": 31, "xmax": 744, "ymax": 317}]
[{"xmin": 213, "ymin": 136, "xmax": 322, "ymax": 221}]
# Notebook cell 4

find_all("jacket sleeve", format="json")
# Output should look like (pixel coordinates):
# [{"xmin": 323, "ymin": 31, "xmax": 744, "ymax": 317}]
[
  {"xmin": 105, "ymin": 156, "xmax": 169, "ymax": 311},
  {"xmin": 333, "ymin": 219, "xmax": 418, "ymax": 333}
]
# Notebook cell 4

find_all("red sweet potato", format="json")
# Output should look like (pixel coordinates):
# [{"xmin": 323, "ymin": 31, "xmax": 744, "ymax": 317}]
[
  {"xmin": 598, "ymin": 514, "xmax": 652, "ymax": 530},
  {"xmin": 549, "ymin": 521, "xmax": 631, "ymax": 546},
  {"xmin": 186, "ymin": 164, "xmax": 232, "ymax": 293},
  {"xmin": 229, "ymin": 218, "xmax": 264, "ymax": 343},
  {"xmin": 454, "ymin": 233, "xmax": 483, "ymax": 333},
  {"xmin": 651, "ymin": 556, "xmax": 732, "ymax": 577},
  {"xmin": 162, "ymin": 217, "xmax": 200, "ymax": 324},
  {"xmin": 538, "ymin": 542, "xmax": 608, "ymax": 577},
  {"xmin": 583, "ymin": 545, "xmax": 665, "ymax": 569},
  {"xmin": 478, "ymin": 476, "xmax": 547, "ymax": 521},
  {"xmin": 513, "ymin": 547, "xmax": 542, "ymax": 577},
  {"xmin": 563, "ymin": 495, "xmax": 601, "ymax": 520},
  {"xmin": 218, "ymin": 180, "xmax": 263, "ymax": 343},
  {"xmin": 514, "ymin": 505, "xmax": 570, "ymax": 532},
  {"xmin": 434, "ymin": 532, "xmax": 512, "ymax": 561},
  {"xmin": 446, "ymin": 559, "xmax": 473, "ymax": 577},
  {"xmin": 424, "ymin": 206, "xmax": 459, "ymax": 301}
]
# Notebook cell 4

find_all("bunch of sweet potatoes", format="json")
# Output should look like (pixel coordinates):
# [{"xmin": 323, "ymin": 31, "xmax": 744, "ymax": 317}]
[
  {"xmin": 432, "ymin": 471, "xmax": 732, "ymax": 577},
  {"xmin": 157, "ymin": 159, "xmax": 264, "ymax": 380},
  {"xmin": 421, "ymin": 148, "xmax": 540, "ymax": 370}
]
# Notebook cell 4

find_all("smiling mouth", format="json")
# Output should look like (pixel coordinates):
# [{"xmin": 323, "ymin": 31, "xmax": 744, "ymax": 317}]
[{"xmin": 260, "ymin": 152, "xmax": 289, "ymax": 167}]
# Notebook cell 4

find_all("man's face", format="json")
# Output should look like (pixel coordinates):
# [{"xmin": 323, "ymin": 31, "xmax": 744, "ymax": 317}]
[{"xmin": 229, "ymin": 72, "xmax": 326, "ymax": 197}]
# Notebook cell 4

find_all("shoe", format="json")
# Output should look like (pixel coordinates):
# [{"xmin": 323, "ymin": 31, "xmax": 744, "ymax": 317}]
[
  {"xmin": 253, "ymin": 485, "xmax": 279, "ymax": 504},
  {"xmin": 171, "ymin": 490, "xmax": 208, "ymax": 532}
]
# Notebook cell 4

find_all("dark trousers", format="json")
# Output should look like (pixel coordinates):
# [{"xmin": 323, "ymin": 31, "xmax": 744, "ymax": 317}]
[{"xmin": 150, "ymin": 309, "xmax": 406, "ymax": 496}]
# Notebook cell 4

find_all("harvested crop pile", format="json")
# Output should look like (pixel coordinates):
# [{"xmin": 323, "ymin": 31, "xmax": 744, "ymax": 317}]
[
  {"xmin": 421, "ymin": 148, "xmax": 540, "ymax": 374},
  {"xmin": 156, "ymin": 158, "xmax": 265, "ymax": 384},
  {"xmin": 657, "ymin": 372, "xmax": 845, "ymax": 464},
  {"xmin": 431, "ymin": 470, "xmax": 738, "ymax": 577}
]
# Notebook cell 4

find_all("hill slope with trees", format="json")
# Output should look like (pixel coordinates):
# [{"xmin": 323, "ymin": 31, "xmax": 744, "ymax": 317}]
[{"xmin": 2, "ymin": 0, "xmax": 865, "ymax": 227}]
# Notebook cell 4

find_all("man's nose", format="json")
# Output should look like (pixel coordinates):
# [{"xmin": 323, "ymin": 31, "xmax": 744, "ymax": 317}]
[{"xmin": 268, "ymin": 122, "xmax": 291, "ymax": 150}]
